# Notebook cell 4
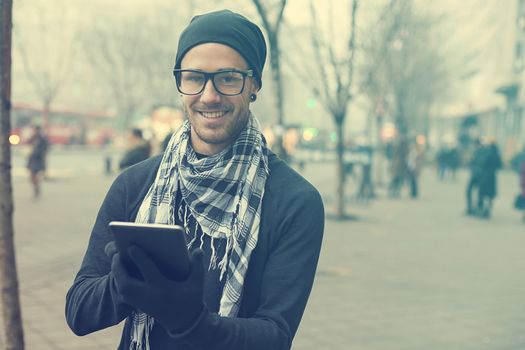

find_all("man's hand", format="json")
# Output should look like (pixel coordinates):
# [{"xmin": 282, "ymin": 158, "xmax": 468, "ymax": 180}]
[
  {"xmin": 110, "ymin": 244, "xmax": 206, "ymax": 334},
  {"xmin": 104, "ymin": 241, "xmax": 118, "ymax": 259}
]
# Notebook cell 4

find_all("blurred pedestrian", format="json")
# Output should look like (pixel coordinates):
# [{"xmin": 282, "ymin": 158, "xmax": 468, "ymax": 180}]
[
  {"xmin": 510, "ymin": 145, "xmax": 525, "ymax": 174},
  {"xmin": 465, "ymin": 139, "xmax": 484, "ymax": 216},
  {"xmin": 407, "ymin": 142, "xmax": 424, "ymax": 198},
  {"xmin": 161, "ymin": 131, "xmax": 173, "ymax": 152},
  {"xmin": 518, "ymin": 160, "xmax": 525, "ymax": 222},
  {"xmin": 478, "ymin": 140, "xmax": 502, "ymax": 219},
  {"xmin": 356, "ymin": 147, "xmax": 375, "ymax": 201},
  {"xmin": 388, "ymin": 139, "xmax": 408, "ymax": 198},
  {"xmin": 26, "ymin": 125, "xmax": 49, "ymax": 198},
  {"xmin": 66, "ymin": 9, "xmax": 324, "ymax": 350},
  {"xmin": 436, "ymin": 146, "xmax": 449, "ymax": 181},
  {"xmin": 447, "ymin": 146, "xmax": 460, "ymax": 180},
  {"xmin": 520, "ymin": 159, "xmax": 525, "ymax": 222},
  {"xmin": 118, "ymin": 128, "xmax": 151, "ymax": 170}
]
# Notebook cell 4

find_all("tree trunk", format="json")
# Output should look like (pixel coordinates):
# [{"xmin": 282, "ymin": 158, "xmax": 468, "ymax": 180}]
[
  {"xmin": 0, "ymin": 0, "xmax": 25, "ymax": 349},
  {"xmin": 335, "ymin": 118, "xmax": 345, "ymax": 219},
  {"xmin": 269, "ymin": 35, "xmax": 284, "ymax": 126},
  {"xmin": 268, "ymin": 33, "xmax": 287, "ymax": 160},
  {"xmin": 374, "ymin": 115, "xmax": 384, "ymax": 186}
]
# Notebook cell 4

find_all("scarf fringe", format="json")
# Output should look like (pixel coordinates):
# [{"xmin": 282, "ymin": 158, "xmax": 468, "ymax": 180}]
[
  {"xmin": 129, "ymin": 313, "xmax": 154, "ymax": 350},
  {"xmin": 218, "ymin": 235, "xmax": 233, "ymax": 281}
]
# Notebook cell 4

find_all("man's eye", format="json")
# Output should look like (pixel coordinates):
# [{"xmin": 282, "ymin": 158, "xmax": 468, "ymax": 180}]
[
  {"xmin": 183, "ymin": 74, "xmax": 204, "ymax": 83},
  {"xmin": 217, "ymin": 74, "xmax": 242, "ymax": 84}
]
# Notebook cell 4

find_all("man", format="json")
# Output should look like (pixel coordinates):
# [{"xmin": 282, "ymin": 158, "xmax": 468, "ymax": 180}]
[
  {"xmin": 511, "ymin": 145, "xmax": 525, "ymax": 221},
  {"xmin": 388, "ymin": 139, "xmax": 408, "ymax": 198},
  {"xmin": 465, "ymin": 139, "xmax": 484, "ymax": 216},
  {"xmin": 118, "ymin": 128, "xmax": 151, "ymax": 170},
  {"xmin": 510, "ymin": 145, "xmax": 525, "ymax": 174},
  {"xmin": 26, "ymin": 125, "xmax": 49, "ymax": 198},
  {"xmin": 407, "ymin": 142, "xmax": 423, "ymax": 198},
  {"xmin": 520, "ymin": 160, "xmax": 525, "ymax": 222},
  {"xmin": 66, "ymin": 9, "xmax": 324, "ymax": 350},
  {"xmin": 477, "ymin": 140, "xmax": 502, "ymax": 218}
]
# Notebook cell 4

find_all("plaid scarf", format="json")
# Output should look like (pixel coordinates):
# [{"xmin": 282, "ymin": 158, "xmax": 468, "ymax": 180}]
[{"xmin": 129, "ymin": 114, "xmax": 269, "ymax": 350}]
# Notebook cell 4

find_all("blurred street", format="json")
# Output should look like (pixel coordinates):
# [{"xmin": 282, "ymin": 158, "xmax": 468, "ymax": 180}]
[{"xmin": 1, "ymin": 147, "xmax": 525, "ymax": 349}]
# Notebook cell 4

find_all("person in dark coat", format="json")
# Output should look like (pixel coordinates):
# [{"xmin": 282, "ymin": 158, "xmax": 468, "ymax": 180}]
[
  {"xmin": 118, "ymin": 128, "xmax": 151, "ymax": 170},
  {"xmin": 407, "ymin": 142, "xmax": 424, "ymax": 198},
  {"xmin": 436, "ymin": 147, "xmax": 449, "ymax": 181},
  {"xmin": 478, "ymin": 141, "xmax": 502, "ymax": 218},
  {"xmin": 388, "ymin": 139, "xmax": 409, "ymax": 198},
  {"xmin": 520, "ymin": 160, "xmax": 525, "ymax": 222},
  {"xmin": 447, "ymin": 146, "xmax": 460, "ymax": 180},
  {"xmin": 510, "ymin": 145, "xmax": 525, "ymax": 173},
  {"xmin": 465, "ymin": 140, "xmax": 484, "ymax": 215},
  {"xmin": 26, "ymin": 125, "xmax": 49, "ymax": 198}
]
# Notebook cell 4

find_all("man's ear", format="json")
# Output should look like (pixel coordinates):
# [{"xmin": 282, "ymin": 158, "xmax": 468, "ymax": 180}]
[
  {"xmin": 251, "ymin": 79, "xmax": 260, "ymax": 93},
  {"xmin": 249, "ymin": 82, "xmax": 260, "ymax": 102}
]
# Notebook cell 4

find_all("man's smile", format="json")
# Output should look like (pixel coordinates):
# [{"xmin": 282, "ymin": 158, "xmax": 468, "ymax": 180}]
[{"xmin": 197, "ymin": 110, "xmax": 229, "ymax": 119}]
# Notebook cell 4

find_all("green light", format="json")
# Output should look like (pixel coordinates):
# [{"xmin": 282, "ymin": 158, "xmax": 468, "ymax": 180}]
[{"xmin": 306, "ymin": 98, "xmax": 317, "ymax": 109}]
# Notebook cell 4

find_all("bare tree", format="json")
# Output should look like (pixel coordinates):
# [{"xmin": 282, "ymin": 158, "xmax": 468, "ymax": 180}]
[
  {"xmin": 251, "ymin": 0, "xmax": 288, "ymax": 158},
  {"xmin": 80, "ymin": 4, "xmax": 192, "ymax": 130},
  {"xmin": 315, "ymin": 0, "xmax": 358, "ymax": 219},
  {"xmin": 357, "ymin": 0, "xmax": 412, "ymax": 187},
  {"xmin": 359, "ymin": 0, "xmax": 452, "ymax": 190},
  {"xmin": 82, "ymin": 17, "xmax": 163, "ymax": 130},
  {"xmin": 14, "ymin": 0, "xmax": 77, "ymax": 130},
  {"xmin": 1, "ymin": 0, "xmax": 25, "ymax": 348},
  {"xmin": 362, "ymin": 0, "xmax": 450, "ymax": 140},
  {"xmin": 286, "ymin": 0, "xmax": 359, "ymax": 218}
]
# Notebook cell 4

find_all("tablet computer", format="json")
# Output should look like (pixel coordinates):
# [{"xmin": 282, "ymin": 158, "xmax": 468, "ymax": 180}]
[{"xmin": 109, "ymin": 221, "xmax": 190, "ymax": 281}]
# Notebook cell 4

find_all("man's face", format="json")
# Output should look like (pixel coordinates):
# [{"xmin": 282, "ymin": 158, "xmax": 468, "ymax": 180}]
[{"xmin": 180, "ymin": 43, "xmax": 258, "ymax": 155}]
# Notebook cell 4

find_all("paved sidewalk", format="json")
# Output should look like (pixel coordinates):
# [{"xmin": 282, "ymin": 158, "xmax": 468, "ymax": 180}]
[
  {"xmin": 296, "ymin": 165, "xmax": 525, "ymax": 350},
  {"xmin": 1, "ymin": 150, "xmax": 524, "ymax": 349}
]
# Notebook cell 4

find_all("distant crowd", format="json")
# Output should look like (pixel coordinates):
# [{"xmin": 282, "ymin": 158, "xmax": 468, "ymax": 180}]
[
  {"xmin": 463, "ymin": 140, "xmax": 503, "ymax": 219},
  {"xmin": 379, "ymin": 135, "xmax": 525, "ymax": 222},
  {"xmin": 434, "ymin": 139, "xmax": 525, "ymax": 221},
  {"xmin": 23, "ymin": 124, "xmax": 525, "ymax": 223},
  {"xmin": 115, "ymin": 130, "xmax": 525, "ymax": 223}
]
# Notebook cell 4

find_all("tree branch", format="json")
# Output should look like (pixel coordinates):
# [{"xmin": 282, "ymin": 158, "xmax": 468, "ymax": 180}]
[
  {"xmin": 251, "ymin": 0, "xmax": 272, "ymax": 32},
  {"xmin": 309, "ymin": 0, "xmax": 333, "ymax": 113},
  {"xmin": 275, "ymin": 0, "xmax": 288, "ymax": 32},
  {"xmin": 345, "ymin": 0, "xmax": 358, "ymax": 99}
]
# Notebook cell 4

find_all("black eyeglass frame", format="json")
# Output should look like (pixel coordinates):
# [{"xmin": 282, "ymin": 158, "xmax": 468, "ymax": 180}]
[{"xmin": 172, "ymin": 69, "xmax": 255, "ymax": 96}]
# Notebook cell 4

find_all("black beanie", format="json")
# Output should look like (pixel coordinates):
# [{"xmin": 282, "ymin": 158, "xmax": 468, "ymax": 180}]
[{"xmin": 174, "ymin": 9, "xmax": 267, "ymax": 89}]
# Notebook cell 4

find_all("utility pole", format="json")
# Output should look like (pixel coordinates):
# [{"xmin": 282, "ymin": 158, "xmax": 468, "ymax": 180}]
[{"xmin": 0, "ymin": 0, "xmax": 26, "ymax": 349}]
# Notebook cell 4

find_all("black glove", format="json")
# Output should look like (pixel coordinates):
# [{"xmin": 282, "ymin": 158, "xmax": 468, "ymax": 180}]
[
  {"xmin": 110, "ymin": 244, "xmax": 206, "ymax": 334},
  {"xmin": 103, "ymin": 241, "xmax": 132, "ymax": 310},
  {"xmin": 104, "ymin": 241, "xmax": 118, "ymax": 259}
]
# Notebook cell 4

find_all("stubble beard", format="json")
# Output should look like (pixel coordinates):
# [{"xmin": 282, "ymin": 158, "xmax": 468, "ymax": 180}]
[{"xmin": 182, "ymin": 103, "xmax": 251, "ymax": 147}]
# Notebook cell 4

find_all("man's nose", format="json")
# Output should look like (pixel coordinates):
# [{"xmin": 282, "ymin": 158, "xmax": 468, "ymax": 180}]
[{"xmin": 199, "ymin": 79, "xmax": 221, "ymax": 103}]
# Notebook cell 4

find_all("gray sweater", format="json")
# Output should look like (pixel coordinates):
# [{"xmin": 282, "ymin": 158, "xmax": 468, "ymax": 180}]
[{"xmin": 65, "ymin": 152, "xmax": 324, "ymax": 349}]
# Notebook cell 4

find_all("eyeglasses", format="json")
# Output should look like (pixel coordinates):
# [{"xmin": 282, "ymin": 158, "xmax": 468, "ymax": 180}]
[{"xmin": 173, "ymin": 69, "xmax": 254, "ymax": 96}]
